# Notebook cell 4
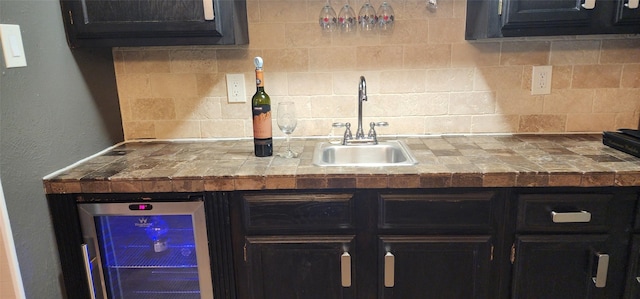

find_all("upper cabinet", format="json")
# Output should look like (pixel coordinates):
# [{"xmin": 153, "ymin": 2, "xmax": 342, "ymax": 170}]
[
  {"xmin": 466, "ymin": 0, "xmax": 640, "ymax": 39},
  {"xmin": 60, "ymin": 0, "xmax": 249, "ymax": 47}
]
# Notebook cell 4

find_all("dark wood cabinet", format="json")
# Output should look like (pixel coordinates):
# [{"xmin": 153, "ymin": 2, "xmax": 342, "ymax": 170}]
[
  {"xmin": 510, "ymin": 190, "xmax": 636, "ymax": 299},
  {"xmin": 244, "ymin": 236, "xmax": 356, "ymax": 299},
  {"xmin": 231, "ymin": 189, "xmax": 508, "ymax": 299},
  {"xmin": 60, "ymin": 0, "xmax": 248, "ymax": 47},
  {"xmin": 378, "ymin": 236, "xmax": 494, "ymax": 299},
  {"xmin": 466, "ymin": 0, "xmax": 640, "ymax": 39}
]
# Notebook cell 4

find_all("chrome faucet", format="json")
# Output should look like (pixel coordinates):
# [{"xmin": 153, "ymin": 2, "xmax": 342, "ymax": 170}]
[
  {"xmin": 356, "ymin": 76, "xmax": 367, "ymax": 139},
  {"xmin": 334, "ymin": 75, "xmax": 389, "ymax": 145}
]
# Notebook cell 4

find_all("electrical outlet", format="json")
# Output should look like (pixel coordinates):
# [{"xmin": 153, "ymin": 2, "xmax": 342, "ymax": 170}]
[
  {"xmin": 531, "ymin": 65, "xmax": 552, "ymax": 95},
  {"xmin": 226, "ymin": 73, "xmax": 246, "ymax": 103}
]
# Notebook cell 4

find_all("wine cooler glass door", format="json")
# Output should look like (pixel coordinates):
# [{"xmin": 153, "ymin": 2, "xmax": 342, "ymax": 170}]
[{"xmin": 78, "ymin": 201, "xmax": 213, "ymax": 299}]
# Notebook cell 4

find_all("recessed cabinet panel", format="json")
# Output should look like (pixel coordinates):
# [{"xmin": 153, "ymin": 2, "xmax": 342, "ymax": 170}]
[
  {"xmin": 244, "ymin": 236, "xmax": 356, "ymax": 299},
  {"xmin": 512, "ymin": 234, "xmax": 627, "ymax": 299},
  {"xmin": 241, "ymin": 193, "xmax": 355, "ymax": 233},
  {"xmin": 379, "ymin": 192, "xmax": 495, "ymax": 231},
  {"xmin": 502, "ymin": 0, "xmax": 592, "ymax": 29},
  {"xmin": 379, "ymin": 236, "xmax": 494, "ymax": 299}
]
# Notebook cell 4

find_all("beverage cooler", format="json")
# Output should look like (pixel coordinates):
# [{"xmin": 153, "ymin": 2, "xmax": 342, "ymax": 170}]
[{"xmin": 77, "ymin": 201, "xmax": 213, "ymax": 299}]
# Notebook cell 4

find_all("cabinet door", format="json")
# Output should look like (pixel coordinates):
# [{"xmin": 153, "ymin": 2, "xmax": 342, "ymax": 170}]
[
  {"xmin": 502, "ymin": 0, "xmax": 592, "ymax": 30},
  {"xmin": 614, "ymin": 0, "xmax": 640, "ymax": 25},
  {"xmin": 379, "ymin": 235, "xmax": 494, "ymax": 299},
  {"xmin": 624, "ymin": 235, "xmax": 640, "ymax": 299},
  {"xmin": 512, "ymin": 234, "xmax": 625, "ymax": 299},
  {"xmin": 60, "ymin": 0, "xmax": 248, "ymax": 47},
  {"xmin": 243, "ymin": 235, "xmax": 356, "ymax": 299}
]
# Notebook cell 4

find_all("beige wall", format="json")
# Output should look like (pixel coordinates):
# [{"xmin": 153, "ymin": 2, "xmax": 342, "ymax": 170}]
[{"xmin": 113, "ymin": 0, "xmax": 640, "ymax": 140}]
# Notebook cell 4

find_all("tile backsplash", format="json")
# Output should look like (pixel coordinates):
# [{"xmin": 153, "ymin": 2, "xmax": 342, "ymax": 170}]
[{"xmin": 113, "ymin": 0, "xmax": 640, "ymax": 141}]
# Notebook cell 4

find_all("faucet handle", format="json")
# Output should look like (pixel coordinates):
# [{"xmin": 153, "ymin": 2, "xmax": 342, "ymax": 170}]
[
  {"xmin": 342, "ymin": 122, "xmax": 353, "ymax": 145},
  {"xmin": 368, "ymin": 122, "xmax": 389, "ymax": 143}
]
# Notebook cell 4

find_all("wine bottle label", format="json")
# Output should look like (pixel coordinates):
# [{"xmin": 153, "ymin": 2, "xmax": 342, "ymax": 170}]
[{"xmin": 253, "ymin": 105, "xmax": 272, "ymax": 139}]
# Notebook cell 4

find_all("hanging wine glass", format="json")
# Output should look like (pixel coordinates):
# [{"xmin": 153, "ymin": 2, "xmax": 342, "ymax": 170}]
[
  {"xmin": 338, "ymin": 1, "xmax": 357, "ymax": 33},
  {"xmin": 319, "ymin": 0, "xmax": 337, "ymax": 32},
  {"xmin": 358, "ymin": 0, "xmax": 377, "ymax": 32},
  {"xmin": 377, "ymin": 1, "xmax": 395, "ymax": 32}
]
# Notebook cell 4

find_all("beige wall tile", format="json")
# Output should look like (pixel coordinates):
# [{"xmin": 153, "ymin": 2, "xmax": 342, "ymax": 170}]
[
  {"xmin": 474, "ymin": 66, "xmax": 524, "ymax": 91},
  {"xmin": 566, "ymin": 113, "xmax": 616, "ymax": 132},
  {"xmin": 622, "ymin": 64, "xmax": 640, "ymax": 88},
  {"xmin": 452, "ymin": 42, "xmax": 501, "ymax": 67},
  {"xmin": 572, "ymin": 65, "xmax": 622, "ymax": 89},
  {"xmin": 149, "ymin": 73, "xmax": 198, "ymax": 98},
  {"xmin": 501, "ymin": 41, "xmax": 550, "ymax": 66},
  {"xmin": 425, "ymin": 68, "xmax": 473, "ymax": 92},
  {"xmin": 495, "ymin": 89, "xmax": 544, "ymax": 114},
  {"xmin": 169, "ymin": 49, "xmax": 218, "ymax": 73},
  {"xmin": 113, "ymin": 0, "xmax": 640, "ymax": 140},
  {"xmin": 519, "ymin": 114, "xmax": 567, "ymax": 132},
  {"xmin": 472, "ymin": 115, "xmax": 520, "ymax": 133},
  {"xmin": 543, "ymin": 89, "xmax": 594, "ymax": 113},
  {"xmin": 550, "ymin": 40, "xmax": 600, "ymax": 65},
  {"xmin": 450, "ymin": 91, "xmax": 496, "ymax": 115},
  {"xmin": 600, "ymin": 39, "xmax": 640, "ymax": 64},
  {"xmin": 131, "ymin": 98, "xmax": 176, "ymax": 120}
]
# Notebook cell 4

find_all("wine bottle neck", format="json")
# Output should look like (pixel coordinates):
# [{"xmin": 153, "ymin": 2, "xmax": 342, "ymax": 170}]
[{"xmin": 255, "ymin": 69, "xmax": 264, "ymax": 88}]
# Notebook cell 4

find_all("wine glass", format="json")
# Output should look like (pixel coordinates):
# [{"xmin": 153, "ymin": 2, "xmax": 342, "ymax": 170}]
[
  {"xmin": 338, "ymin": 1, "xmax": 357, "ymax": 33},
  {"xmin": 377, "ymin": 1, "xmax": 395, "ymax": 32},
  {"xmin": 358, "ymin": 0, "xmax": 377, "ymax": 32},
  {"xmin": 277, "ymin": 102, "xmax": 298, "ymax": 158},
  {"xmin": 319, "ymin": 0, "xmax": 337, "ymax": 32}
]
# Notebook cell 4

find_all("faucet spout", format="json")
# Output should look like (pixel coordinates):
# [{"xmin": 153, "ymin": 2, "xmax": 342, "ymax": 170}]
[{"xmin": 356, "ymin": 76, "xmax": 367, "ymax": 139}]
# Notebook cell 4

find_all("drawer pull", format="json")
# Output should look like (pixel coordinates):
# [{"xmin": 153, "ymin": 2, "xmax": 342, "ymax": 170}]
[
  {"xmin": 384, "ymin": 252, "xmax": 395, "ymax": 287},
  {"xmin": 626, "ymin": 0, "xmax": 639, "ymax": 9},
  {"xmin": 551, "ymin": 211, "xmax": 591, "ymax": 223},
  {"xmin": 592, "ymin": 253, "xmax": 609, "ymax": 288},
  {"xmin": 582, "ymin": 0, "xmax": 596, "ymax": 9},
  {"xmin": 341, "ymin": 252, "xmax": 351, "ymax": 287}
]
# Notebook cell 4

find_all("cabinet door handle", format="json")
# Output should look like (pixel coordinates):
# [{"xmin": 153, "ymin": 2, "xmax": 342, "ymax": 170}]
[
  {"xmin": 81, "ymin": 244, "xmax": 97, "ymax": 299},
  {"xmin": 203, "ymin": 0, "xmax": 215, "ymax": 20},
  {"xmin": 626, "ymin": 0, "xmax": 639, "ymax": 9},
  {"xmin": 384, "ymin": 252, "xmax": 395, "ymax": 287},
  {"xmin": 592, "ymin": 253, "xmax": 609, "ymax": 288},
  {"xmin": 551, "ymin": 211, "xmax": 591, "ymax": 223},
  {"xmin": 341, "ymin": 252, "xmax": 351, "ymax": 287},
  {"xmin": 582, "ymin": 0, "xmax": 596, "ymax": 9}
]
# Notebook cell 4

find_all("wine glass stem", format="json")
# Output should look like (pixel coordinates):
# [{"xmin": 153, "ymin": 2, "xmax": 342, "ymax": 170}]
[{"xmin": 286, "ymin": 134, "xmax": 292, "ymax": 154}]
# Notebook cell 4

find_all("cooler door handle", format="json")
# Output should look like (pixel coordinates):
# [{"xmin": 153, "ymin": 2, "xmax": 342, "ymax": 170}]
[
  {"xmin": 81, "ymin": 244, "xmax": 97, "ymax": 299},
  {"xmin": 341, "ymin": 252, "xmax": 352, "ymax": 287},
  {"xmin": 203, "ymin": 0, "xmax": 215, "ymax": 20}
]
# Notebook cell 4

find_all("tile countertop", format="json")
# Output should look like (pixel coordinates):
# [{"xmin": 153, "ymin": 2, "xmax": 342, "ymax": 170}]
[{"xmin": 43, "ymin": 134, "xmax": 640, "ymax": 194}]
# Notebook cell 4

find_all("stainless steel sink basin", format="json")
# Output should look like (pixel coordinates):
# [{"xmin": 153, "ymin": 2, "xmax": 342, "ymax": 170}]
[{"xmin": 312, "ymin": 140, "xmax": 418, "ymax": 167}]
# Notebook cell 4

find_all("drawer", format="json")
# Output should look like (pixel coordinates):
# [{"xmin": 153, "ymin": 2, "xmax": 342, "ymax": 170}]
[
  {"xmin": 516, "ymin": 193, "xmax": 613, "ymax": 233},
  {"xmin": 379, "ymin": 192, "xmax": 496, "ymax": 231},
  {"xmin": 241, "ymin": 193, "xmax": 355, "ymax": 232}
]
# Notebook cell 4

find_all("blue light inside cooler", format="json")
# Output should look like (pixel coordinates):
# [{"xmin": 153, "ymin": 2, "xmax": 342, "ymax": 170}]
[{"xmin": 94, "ymin": 215, "xmax": 201, "ymax": 299}]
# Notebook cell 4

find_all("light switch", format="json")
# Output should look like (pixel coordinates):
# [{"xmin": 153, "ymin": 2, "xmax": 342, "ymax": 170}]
[{"xmin": 0, "ymin": 24, "xmax": 27, "ymax": 68}]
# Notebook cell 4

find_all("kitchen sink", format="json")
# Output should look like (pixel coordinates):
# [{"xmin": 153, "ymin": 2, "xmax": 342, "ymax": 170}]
[{"xmin": 312, "ymin": 140, "xmax": 418, "ymax": 167}]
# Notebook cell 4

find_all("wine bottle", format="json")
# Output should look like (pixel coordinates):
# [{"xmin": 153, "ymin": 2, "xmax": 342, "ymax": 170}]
[{"xmin": 252, "ymin": 57, "xmax": 273, "ymax": 157}]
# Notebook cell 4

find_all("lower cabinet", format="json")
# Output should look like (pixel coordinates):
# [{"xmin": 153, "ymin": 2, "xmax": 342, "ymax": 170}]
[
  {"xmin": 378, "ymin": 236, "xmax": 493, "ymax": 299},
  {"xmin": 510, "ymin": 190, "xmax": 636, "ymax": 299},
  {"xmin": 244, "ymin": 236, "xmax": 356, "ymax": 299},
  {"xmin": 231, "ymin": 189, "xmax": 508, "ymax": 299}
]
